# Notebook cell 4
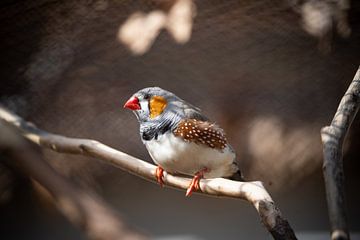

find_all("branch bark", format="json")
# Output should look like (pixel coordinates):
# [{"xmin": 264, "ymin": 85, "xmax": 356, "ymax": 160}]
[
  {"xmin": 0, "ymin": 105, "xmax": 297, "ymax": 240},
  {"xmin": 0, "ymin": 120, "xmax": 147, "ymax": 240},
  {"xmin": 321, "ymin": 66, "xmax": 360, "ymax": 240}
]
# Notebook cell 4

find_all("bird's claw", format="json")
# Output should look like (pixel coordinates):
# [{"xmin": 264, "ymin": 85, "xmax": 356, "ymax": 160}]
[
  {"xmin": 155, "ymin": 166, "xmax": 165, "ymax": 187},
  {"xmin": 186, "ymin": 168, "xmax": 208, "ymax": 197},
  {"xmin": 186, "ymin": 175, "xmax": 201, "ymax": 197}
]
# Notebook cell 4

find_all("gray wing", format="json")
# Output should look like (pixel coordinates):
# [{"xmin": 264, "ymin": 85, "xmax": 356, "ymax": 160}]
[{"xmin": 182, "ymin": 102, "xmax": 209, "ymax": 121}]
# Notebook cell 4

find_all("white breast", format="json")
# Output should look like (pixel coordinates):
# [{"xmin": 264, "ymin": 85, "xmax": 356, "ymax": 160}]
[{"xmin": 144, "ymin": 132, "xmax": 237, "ymax": 178}]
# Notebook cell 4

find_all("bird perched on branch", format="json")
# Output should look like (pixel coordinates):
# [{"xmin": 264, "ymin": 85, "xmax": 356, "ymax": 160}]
[{"xmin": 124, "ymin": 87, "xmax": 243, "ymax": 196}]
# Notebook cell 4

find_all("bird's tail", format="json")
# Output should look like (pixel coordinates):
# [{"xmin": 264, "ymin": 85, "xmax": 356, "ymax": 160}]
[{"xmin": 230, "ymin": 169, "xmax": 246, "ymax": 182}]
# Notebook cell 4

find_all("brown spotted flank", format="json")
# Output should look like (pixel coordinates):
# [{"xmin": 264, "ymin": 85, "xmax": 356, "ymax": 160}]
[{"xmin": 173, "ymin": 119, "xmax": 227, "ymax": 150}]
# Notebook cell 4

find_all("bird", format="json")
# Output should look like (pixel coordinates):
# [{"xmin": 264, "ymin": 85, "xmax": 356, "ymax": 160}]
[{"xmin": 124, "ymin": 87, "xmax": 243, "ymax": 196}]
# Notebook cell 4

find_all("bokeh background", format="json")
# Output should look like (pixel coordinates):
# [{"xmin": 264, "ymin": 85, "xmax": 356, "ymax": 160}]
[{"xmin": 1, "ymin": 0, "xmax": 360, "ymax": 239}]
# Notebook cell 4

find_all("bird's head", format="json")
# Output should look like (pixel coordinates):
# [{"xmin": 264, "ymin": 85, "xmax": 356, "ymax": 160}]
[
  {"xmin": 124, "ymin": 87, "xmax": 181, "ymax": 123},
  {"xmin": 124, "ymin": 87, "xmax": 207, "ymax": 140}
]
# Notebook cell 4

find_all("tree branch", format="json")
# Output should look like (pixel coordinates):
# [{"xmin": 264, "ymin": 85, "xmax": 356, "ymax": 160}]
[
  {"xmin": 0, "ymin": 120, "xmax": 147, "ymax": 240},
  {"xmin": 0, "ymin": 105, "xmax": 297, "ymax": 240},
  {"xmin": 321, "ymin": 66, "xmax": 360, "ymax": 240}
]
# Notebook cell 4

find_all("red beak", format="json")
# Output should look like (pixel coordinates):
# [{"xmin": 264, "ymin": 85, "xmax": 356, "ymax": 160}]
[{"xmin": 124, "ymin": 96, "xmax": 141, "ymax": 110}]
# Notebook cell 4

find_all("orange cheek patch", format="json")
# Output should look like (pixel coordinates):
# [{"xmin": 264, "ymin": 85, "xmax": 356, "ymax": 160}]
[{"xmin": 149, "ymin": 96, "xmax": 167, "ymax": 119}]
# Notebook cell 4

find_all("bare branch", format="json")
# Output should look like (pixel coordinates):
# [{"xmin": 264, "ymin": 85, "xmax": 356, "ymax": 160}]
[
  {"xmin": 0, "ymin": 120, "xmax": 147, "ymax": 240},
  {"xmin": 0, "ymin": 105, "xmax": 297, "ymax": 240},
  {"xmin": 321, "ymin": 66, "xmax": 360, "ymax": 240}
]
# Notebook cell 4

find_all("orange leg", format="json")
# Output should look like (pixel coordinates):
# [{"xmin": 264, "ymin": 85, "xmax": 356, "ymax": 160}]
[
  {"xmin": 155, "ymin": 166, "xmax": 165, "ymax": 187},
  {"xmin": 186, "ymin": 168, "xmax": 208, "ymax": 197}
]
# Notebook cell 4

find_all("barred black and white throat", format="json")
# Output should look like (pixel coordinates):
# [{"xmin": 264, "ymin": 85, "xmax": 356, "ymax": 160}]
[{"xmin": 124, "ymin": 87, "xmax": 243, "ymax": 180}]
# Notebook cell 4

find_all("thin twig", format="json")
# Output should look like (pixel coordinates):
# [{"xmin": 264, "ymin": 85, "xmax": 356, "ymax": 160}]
[
  {"xmin": 321, "ymin": 66, "xmax": 360, "ymax": 240},
  {"xmin": 0, "ymin": 105, "xmax": 297, "ymax": 240},
  {"xmin": 0, "ymin": 120, "xmax": 147, "ymax": 240}
]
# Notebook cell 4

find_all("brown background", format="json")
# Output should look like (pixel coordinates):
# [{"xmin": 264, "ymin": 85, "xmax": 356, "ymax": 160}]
[{"xmin": 1, "ymin": 0, "xmax": 360, "ymax": 239}]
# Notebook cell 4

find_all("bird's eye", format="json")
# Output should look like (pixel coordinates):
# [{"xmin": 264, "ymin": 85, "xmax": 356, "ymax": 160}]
[{"xmin": 143, "ymin": 94, "xmax": 150, "ymax": 100}]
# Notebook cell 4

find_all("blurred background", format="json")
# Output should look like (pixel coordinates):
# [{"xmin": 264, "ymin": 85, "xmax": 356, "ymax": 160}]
[{"xmin": 0, "ymin": 0, "xmax": 360, "ymax": 239}]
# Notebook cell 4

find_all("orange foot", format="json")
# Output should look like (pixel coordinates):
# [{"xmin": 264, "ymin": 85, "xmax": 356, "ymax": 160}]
[
  {"xmin": 186, "ymin": 168, "xmax": 209, "ymax": 197},
  {"xmin": 155, "ymin": 166, "xmax": 165, "ymax": 187}
]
